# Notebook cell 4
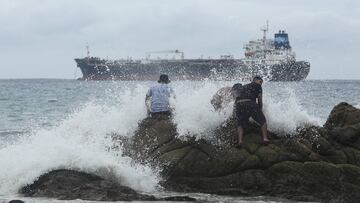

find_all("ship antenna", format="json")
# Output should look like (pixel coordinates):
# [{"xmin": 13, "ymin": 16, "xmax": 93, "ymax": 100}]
[
  {"xmin": 86, "ymin": 43, "xmax": 90, "ymax": 58},
  {"xmin": 261, "ymin": 20, "xmax": 269, "ymax": 44}
]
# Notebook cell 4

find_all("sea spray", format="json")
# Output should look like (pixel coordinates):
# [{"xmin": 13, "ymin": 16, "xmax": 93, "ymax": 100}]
[
  {"xmin": 0, "ymin": 85, "xmax": 159, "ymax": 195},
  {"xmin": 171, "ymin": 81, "xmax": 320, "ymax": 138},
  {"xmin": 0, "ymin": 80, "xmax": 322, "ymax": 196},
  {"xmin": 173, "ymin": 81, "xmax": 234, "ymax": 139},
  {"xmin": 264, "ymin": 87, "xmax": 321, "ymax": 135}
]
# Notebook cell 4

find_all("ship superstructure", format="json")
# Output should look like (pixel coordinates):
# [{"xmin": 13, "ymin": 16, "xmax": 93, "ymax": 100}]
[{"xmin": 244, "ymin": 22, "xmax": 295, "ymax": 65}]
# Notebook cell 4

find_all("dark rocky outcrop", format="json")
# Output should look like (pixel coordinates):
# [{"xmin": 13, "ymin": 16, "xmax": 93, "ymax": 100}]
[
  {"xmin": 8, "ymin": 200, "xmax": 25, "ymax": 203},
  {"xmin": 128, "ymin": 102, "xmax": 360, "ymax": 202},
  {"xmin": 20, "ymin": 169, "xmax": 196, "ymax": 202},
  {"xmin": 324, "ymin": 102, "xmax": 360, "ymax": 129},
  {"xmin": 20, "ymin": 169, "xmax": 157, "ymax": 201}
]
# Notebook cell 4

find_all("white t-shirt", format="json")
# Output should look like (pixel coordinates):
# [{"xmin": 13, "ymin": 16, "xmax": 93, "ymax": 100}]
[{"xmin": 146, "ymin": 84, "xmax": 174, "ymax": 113}]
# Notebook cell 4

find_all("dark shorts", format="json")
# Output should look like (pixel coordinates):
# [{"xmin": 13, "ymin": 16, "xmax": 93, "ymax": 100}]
[
  {"xmin": 150, "ymin": 111, "xmax": 172, "ymax": 118},
  {"xmin": 235, "ymin": 101, "xmax": 266, "ymax": 127}
]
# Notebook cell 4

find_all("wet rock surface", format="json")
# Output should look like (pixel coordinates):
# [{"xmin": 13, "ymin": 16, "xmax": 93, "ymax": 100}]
[
  {"xmin": 20, "ymin": 169, "xmax": 157, "ymax": 201},
  {"xmin": 129, "ymin": 102, "xmax": 360, "ymax": 202},
  {"xmin": 8, "ymin": 200, "xmax": 25, "ymax": 203},
  {"xmin": 20, "ymin": 169, "xmax": 196, "ymax": 202}
]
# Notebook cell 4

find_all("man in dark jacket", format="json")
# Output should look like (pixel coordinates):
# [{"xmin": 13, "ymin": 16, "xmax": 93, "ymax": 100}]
[{"xmin": 235, "ymin": 76, "xmax": 270, "ymax": 146}]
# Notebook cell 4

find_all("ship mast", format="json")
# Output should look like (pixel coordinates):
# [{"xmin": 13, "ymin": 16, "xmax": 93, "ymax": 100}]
[
  {"xmin": 86, "ymin": 43, "xmax": 90, "ymax": 58},
  {"xmin": 261, "ymin": 20, "xmax": 269, "ymax": 45},
  {"xmin": 260, "ymin": 20, "xmax": 269, "ymax": 59}
]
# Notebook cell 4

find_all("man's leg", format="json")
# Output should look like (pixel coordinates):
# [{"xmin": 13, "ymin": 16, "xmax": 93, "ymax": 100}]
[
  {"xmin": 235, "ymin": 102, "xmax": 244, "ymax": 145},
  {"xmin": 237, "ymin": 126, "xmax": 244, "ymax": 144},
  {"xmin": 235, "ymin": 102, "xmax": 252, "ymax": 146},
  {"xmin": 261, "ymin": 123, "xmax": 270, "ymax": 142},
  {"xmin": 250, "ymin": 104, "xmax": 270, "ymax": 142}
]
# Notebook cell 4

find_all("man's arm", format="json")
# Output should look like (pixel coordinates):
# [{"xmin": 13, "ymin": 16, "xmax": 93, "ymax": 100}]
[
  {"xmin": 145, "ymin": 88, "xmax": 151, "ymax": 103},
  {"xmin": 257, "ymin": 93, "xmax": 263, "ymax": 110},
  {"xmin": 169, "ymin": 87, "xmax": 176, "ymax": 99},
  {"xmin": 145, "ymin": 89, "xmax": 152, "ymax": 114}
]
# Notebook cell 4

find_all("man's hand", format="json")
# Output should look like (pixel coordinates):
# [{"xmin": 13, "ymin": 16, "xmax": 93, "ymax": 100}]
[{"xmin": 145, "ymin": 95, "xmax": 151, "ymax": 115}]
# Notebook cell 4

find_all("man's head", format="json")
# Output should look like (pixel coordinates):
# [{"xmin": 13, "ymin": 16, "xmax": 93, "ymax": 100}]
[
  {"xmin": 231, "ymin": 83, "xmax": 242, "ymax": 98},
  {"xmin": 231, "ymin": 83, "xmax": 242, "ymax": 92},
  {"xmin": 252, "ymin": 76, "xmax": 263, "ymax": 85},
  {"xmin": 158, "ymin": 74, "xmax": 170, "ymax": 84}
]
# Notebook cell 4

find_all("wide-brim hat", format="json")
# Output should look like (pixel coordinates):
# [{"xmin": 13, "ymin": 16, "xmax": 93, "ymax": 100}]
[{"xmin": 158, "ymin": 74, "xmax": 170, "ymax": 83}]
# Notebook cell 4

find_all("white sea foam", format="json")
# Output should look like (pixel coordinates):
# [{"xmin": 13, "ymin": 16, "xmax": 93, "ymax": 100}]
[
  {"xmin": 0, "ymin": 85, "xmax": 158, "ymax": 195},
  {"xmin": 264, "ymin": 89, "xmax": 321, "ymax": 135},
  {"xmin": 172, "ymin": 81, "xmax": 233, "ymax": 139},
  {"xmin": 171, "ymin": 81, "xmax": 320, "ymax": 137}
]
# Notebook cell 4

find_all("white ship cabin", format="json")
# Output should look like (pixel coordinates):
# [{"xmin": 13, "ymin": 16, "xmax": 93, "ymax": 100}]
[{"xmin": 242, "ymin": 26, "xmax": 296, "ymax": 66}]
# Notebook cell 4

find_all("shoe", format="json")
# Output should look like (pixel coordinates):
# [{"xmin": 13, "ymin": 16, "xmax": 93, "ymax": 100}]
[
  {"xmin": 262, "ymin": 139, "xmax": 271, "ymax": 146},
  {"xmin": 235, "ymin": 142, "xmax": 243, "ymax": 149}
]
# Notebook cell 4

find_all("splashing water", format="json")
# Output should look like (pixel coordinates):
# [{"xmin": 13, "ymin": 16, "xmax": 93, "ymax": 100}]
[
  {"xmin": 173, "ymin": 81, "xmax": 233, "ymax": 139},
  {"xmin": 0, "ymin": 85, "xmax": 159, "ymax": 195},
  {"xmin": 172, "ymin": 81, "xmax": 320, "ymax": 138},
  {"xmin": 264, "ymin": 88, "xmax": 321, "ymax": 134},
  {"xmin": 0, "ymin": 80, "xmax": 322, "ymax": 196}
]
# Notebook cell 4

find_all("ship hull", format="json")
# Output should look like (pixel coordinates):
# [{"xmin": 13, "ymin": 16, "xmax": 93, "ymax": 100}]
[{"xmin": 75, "ymin": 58, "xmax": 310, "ymax": 81}]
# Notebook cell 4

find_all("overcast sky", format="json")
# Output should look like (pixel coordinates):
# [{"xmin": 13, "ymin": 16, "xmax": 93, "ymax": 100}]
[{"xmin": 0, "ymin": 0, "xmax": 359, "ymax": 79}]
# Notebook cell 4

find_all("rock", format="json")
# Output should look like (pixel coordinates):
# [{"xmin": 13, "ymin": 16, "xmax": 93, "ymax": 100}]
[
  {"xmin": 267, "ymin": 161, "xmax": 360, "ymax": 202},
  {"xmin": 324, "ymin": 102, "xmax": 360, "ymax": 151},
  {"xmin": 161, "ymin": 196, "xmax": 197, "ymax": 201},
  {"xmin": 330, "ymin": 123, "xmax": 360, "ymax": 149},
  {"xmin": 130, "ymin": 117, "xmax": 180, "ymax": 165},
  {"xmin": 343, "ymin": 147, "xmax": 360, "ymax": 166},
  {"xmin": 8, "ymin": 200, "xmax": 25, "ymax": 203},
  {"xmin": 20, "ymin": 169, "xmax": 157, "ymax": 201},
  {"xmin": 23, "ymin": 103, "xmax": 359, "ymax": 202},
  {"xmin": 128, "ymin": 103, "xmax": 360, "ymax": 202},
  {"xmin": 324, "ymin": 102, "xmax": 360, "ymax": 129},
  {"xmin": 19, "ymin": 169, "xmax": 197, "ymax": 202}
]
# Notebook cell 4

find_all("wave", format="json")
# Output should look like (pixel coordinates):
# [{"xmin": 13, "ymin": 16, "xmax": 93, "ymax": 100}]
[
  {"xmin": 264, "ymin": 88, "xmax": 321, "ymax": 134},
  {"xmin": 0, "ymin": 86, "xmax": 158, "ymax": 195},
  {"xmin": 0, "ymin": 81, "xmax": 321, "ymax": 195},
  {"xmin": 173, "ymin": 81, "xmax": 234, "ymax": 139}
]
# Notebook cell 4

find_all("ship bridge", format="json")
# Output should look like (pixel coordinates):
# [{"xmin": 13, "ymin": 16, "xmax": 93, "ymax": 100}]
[{"xmin": 274, "ymin": 30, "xmax": 291, "ymax": 49}]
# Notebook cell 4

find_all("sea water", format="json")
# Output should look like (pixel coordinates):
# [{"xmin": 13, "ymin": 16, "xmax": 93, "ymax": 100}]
[{"xmin": 0, "ymin": 79, "xmax": 359, "ymax": 202}]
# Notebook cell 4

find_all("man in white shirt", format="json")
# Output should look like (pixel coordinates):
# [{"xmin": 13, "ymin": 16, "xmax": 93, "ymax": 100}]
[{"xmin": 145, "ymin": 74, "xmax": 175, "ymax": 118}]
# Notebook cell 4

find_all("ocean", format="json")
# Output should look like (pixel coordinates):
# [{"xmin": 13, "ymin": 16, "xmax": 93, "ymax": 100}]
[{"xmin": 0, "ymin": 79, "xmax": 359, "ymax": 202}]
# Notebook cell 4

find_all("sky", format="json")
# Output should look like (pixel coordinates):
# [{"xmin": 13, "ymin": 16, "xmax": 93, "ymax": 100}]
[{"xmin": 0, "ymin": 0, "xmax": 359, "ymax": 79}]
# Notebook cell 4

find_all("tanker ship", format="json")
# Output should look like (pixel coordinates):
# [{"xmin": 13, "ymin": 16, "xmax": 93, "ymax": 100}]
[{"xmin": 75, "ymin": 23, "xmax": 310, "ymax": 81}]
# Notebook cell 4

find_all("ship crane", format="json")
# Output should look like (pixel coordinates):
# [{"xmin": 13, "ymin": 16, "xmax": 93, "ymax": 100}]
[{"xmin": 145, "ymin": 49, "xmax": 184, "ymax": 60}]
